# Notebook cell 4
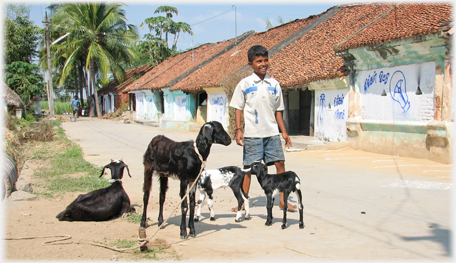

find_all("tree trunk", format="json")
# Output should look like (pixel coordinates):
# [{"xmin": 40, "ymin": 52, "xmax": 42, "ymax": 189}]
[
  {"xmin": 78, "ymin": 63, "xmax": 85, "ymax": 109},
  {"xmin": 90, "ymin": 60, "xmax": 102, "ymax": 117}
]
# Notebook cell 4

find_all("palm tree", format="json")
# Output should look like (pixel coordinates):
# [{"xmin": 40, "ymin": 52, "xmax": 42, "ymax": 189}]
[
  {"xmin": 50, "ymin": 3, "xmax": 139, "ymax": 117},
  {"xmin": 170, "ymin": 21, "xmax": 193, "ymax": 51}
]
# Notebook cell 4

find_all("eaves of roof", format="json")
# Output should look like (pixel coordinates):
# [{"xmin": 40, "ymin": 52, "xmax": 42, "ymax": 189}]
[
  {"xmin": 169, "ymin": 10, "xmax": 328, "ymax": 93},
  {"xmin": 268, "ymin": 3, "xmax": 397, "ymax": 88},
  {"xmin": 98, "ymin": 63, "xmax": 154, "ymax": 95},
  {"xmin": 123, "ymin": 32, "xmax": 254, "ymax": 93},
  {"xmin": 334, "ymin": 3, "xmax": 453, "ymax": 52}
]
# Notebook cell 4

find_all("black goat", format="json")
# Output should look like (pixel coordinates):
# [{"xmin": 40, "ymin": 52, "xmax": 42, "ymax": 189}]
[
  {"xmin": 141, "ymin": 121, "xmax": 231, "ymax": 239},
  {"xmin": 195, "ymin": 166, "xmax": 250, "ymax": 222},
  {"xmin": 249, "ymin": 161, "xmax": 304, "ymax": 229},
  {"xmin": 56, "ymin": 160, "xmax": 134, "ymax": 221}
]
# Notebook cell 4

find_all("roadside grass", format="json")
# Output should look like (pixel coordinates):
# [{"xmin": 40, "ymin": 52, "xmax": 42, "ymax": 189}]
[
  {"xmin": 98, "ymin": 237, "xmax": 180, "ymax": 260},
  {"xmin": 28, "ymin": 122, "xmax": 110, "ymax": 198}
]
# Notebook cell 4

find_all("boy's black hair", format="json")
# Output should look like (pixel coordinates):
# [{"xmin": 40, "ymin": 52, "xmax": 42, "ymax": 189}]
[{"xmin": 247, "ymin": 45, "xmax": 268, "ymax": 63}]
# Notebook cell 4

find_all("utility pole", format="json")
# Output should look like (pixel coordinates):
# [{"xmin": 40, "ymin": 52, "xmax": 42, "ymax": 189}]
[{"xmin": 43, "ymin": 12, "xmax": 55, "ymax": 117}]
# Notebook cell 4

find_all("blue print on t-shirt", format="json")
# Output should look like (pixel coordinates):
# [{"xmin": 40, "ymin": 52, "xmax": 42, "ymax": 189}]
[
  {"xmin": 254, "ymin": 109, "xmax": 258, "ymax": 124},
  {"xmin": 245, "ymin": 86, "xmax": 258, "ymax": 95},
  {"xmin": 267, "ymin": 87, "xmax": 277, "ymax": 95}
]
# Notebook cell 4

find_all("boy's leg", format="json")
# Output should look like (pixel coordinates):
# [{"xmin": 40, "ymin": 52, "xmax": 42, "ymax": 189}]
[
  {"xmin": 274, "ymin": 161, "xmax": 297, "ymax": 211},
  {"xmin": 232, "ymin": 165, "xmax": 251, "ymax": 212}
]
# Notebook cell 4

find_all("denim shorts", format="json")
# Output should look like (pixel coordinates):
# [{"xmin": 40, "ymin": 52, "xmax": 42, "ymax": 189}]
[{"xmin": 243, "ymin": 135, "xmax": 285, "ymax": 166}]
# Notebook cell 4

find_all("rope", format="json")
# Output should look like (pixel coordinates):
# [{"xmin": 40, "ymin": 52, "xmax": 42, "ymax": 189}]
[
  {"xmin": 137, "ymin": 140, "xmax": 206, "ymax": 250},
  {"xmin": 5, "ymin": 141, "xmax": 207, "ymax": 253}
]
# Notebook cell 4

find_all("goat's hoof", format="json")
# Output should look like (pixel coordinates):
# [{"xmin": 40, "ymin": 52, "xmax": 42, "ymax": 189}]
[
  {"xmin": 180, "ymin": 234, "xmax": 188, "ymax": 240},
  {"xmin": 235, "ymin": 218, "xmax": 241, "ymax": 223},
  {"xmin": 194, "ymin": 217, "xmax": 199, "ymax": 222},
  {"xmin": 265, "ymin": 221, "xmax": 272, "ymax": 226},
  {"xmin": 299, "ymin": 223, "xmax": 304, "ymax": 229},
  {"xmin": 210, "ymin": 217, "xmax": 216, "ymax": 221},
  {"xmin": 245, "ymin": 215, "xmax": 251, "ymax": 221},
  {"xmin": 281, "ymin": 224, "xmax": 287, "ymax": 229}
]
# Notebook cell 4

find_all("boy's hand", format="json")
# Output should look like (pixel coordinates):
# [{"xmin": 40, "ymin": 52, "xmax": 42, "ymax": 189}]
[
  {"xmin": 283, "ymin": 133, "xmax": 292, "ymax": 148},
  {"xmin": 236, "ymin": 130, "xmax": 244, "ymax": 146}
]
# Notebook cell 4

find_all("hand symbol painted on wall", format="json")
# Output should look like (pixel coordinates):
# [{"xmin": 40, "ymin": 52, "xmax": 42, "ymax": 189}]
[{"xmin": 389, "ymin": 70, "xmax": 410, "ymax": 112}]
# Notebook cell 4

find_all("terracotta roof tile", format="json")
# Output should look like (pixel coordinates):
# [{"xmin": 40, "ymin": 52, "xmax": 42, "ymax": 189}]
[
  {"xmin": 123, "ymin": 38, "xmax": 237, "ymax": 93},
  {"xmin": 269, "ymin": 3, "xmax": 395, "ymax": 87},
  {"xmin": 99, "ymin": 63, "xmax": 154, "ymax": 95},
  {"xmin": 170, "ymin": 14, "xmax": 323, "ymax": 92},
  {"xmin": 334, "ymin": 3, "xmax": 452, "ymax": 51},
  {"xmin": 123, "ymin": 3, "xmax": 451, "ymax": 94}
]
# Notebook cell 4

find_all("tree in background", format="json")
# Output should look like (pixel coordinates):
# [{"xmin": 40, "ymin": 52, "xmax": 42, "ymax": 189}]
[
  {"xmin": 139, "ymin": 5, "xmax": 193, "ymax": 65},
  {"xmin": 265, "ymin": 15, "xmax": 293, "ymax": 30},
  {"xmin": 4, "ymin": 4, "xmax": 44, "ymax": 115},
  {"xmin": 49, "ymin": 3, "xmax": 139, "ymax": 117}
]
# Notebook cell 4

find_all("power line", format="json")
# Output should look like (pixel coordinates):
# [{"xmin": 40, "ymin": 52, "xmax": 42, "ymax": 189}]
[{"xmin": 191, "ymin": 8, "xmax": 233, "ymax": 26}]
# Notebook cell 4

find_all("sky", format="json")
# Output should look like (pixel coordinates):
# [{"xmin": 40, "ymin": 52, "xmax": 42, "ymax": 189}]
[{"xmin": 25, "ymin": 1, "xmax": 340, "ymax": 51}]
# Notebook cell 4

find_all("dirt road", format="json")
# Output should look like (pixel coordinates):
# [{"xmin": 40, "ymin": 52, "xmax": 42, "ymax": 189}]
[{"xmin": 3, "ymin": 118, "xmax": 452, "ymax": 261}]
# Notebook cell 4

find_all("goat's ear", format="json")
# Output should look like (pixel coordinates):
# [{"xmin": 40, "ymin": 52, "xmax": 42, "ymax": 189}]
[
  {"xmin": 124, "ymin": 164, "xmax": 132, "ymax": 178},
  {"xmin": 202, "ymin": 123, "xmax": 213, "ymax": 142},
  {"xmin": 99, "ymin": 166, "xmax": 106, "ymax": 177}
]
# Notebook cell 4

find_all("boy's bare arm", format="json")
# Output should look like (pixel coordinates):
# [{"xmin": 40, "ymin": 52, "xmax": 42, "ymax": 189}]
[
  {"xmin": 275, "ymin": 111, "xmax": 292, "ymax": 148},
  {"xmin": 235, "ymin": 109, "xmax": 244, "ymax": 146}
]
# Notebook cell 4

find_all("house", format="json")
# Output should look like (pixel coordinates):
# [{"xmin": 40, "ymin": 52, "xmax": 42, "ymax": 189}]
[
  {"xmin": 333, "ymin": 3, "xmax": 453, "ymax": 163},
  {"xmin": 123, "ymin": 31, "xmax": 254, "ymax": 130},
  {"xmin": 3, "ymin": 82, "xmax": 24, "ymax": 119},
  {"xmin": 103, "ymin": 3, "xmax": 452, "ymax": 163},
  {"xmin": 98, "ymin": 63, "xmax": 154, "ymax": 115}
]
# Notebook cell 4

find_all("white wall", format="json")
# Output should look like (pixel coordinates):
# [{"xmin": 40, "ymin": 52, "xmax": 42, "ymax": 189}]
[
  {"xmin": 356, "ymin": 62, "xmax": 435, "ymax": 122},
  {"xmin": 207, "ymin": 92, "xmax": 228, "ymax": 126},
  {"xmin": 315, "ymin": 89, "xmax": 349, "ymax": 142}
]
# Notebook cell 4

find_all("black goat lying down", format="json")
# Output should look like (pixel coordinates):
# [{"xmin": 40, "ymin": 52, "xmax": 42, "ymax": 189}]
[
  {"xmin": 141, "ymin": 121, "xmax": 231, "ymax": 239},
  {"xmin": 249, "ymin": 161, "xmax": 304, "ymax": 229},
  {"xmin": 195, "ymin": 166, "xmax": 250, "ymax": 222},
  {"xmin": 56, "ymin": 160, "xmax": 134, "ymax": 221}
]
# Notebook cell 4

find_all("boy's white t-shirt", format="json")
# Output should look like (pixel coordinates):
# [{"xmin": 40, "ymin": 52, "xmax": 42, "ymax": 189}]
[{"xmin": 229, "ymin": 73, "xmax": 284, "ymax": 138}]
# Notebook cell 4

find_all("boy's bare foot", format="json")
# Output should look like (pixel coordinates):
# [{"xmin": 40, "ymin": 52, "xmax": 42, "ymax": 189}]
[
  {"xmin": 231, "ymin": 206, "xmax": 245, "ymax": 212},
  {"xmin": 279, "ymin": 202, "xmax": 297, "ymax": 212}
]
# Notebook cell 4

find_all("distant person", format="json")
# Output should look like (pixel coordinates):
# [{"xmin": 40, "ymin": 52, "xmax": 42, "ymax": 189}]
[
  {"xmin": 71, "ymin": 96, "xmax": 80, "ymax": 118},
  {"xmin": 229, "ymin": 45, "xmax": 296, "ymax": 212}
]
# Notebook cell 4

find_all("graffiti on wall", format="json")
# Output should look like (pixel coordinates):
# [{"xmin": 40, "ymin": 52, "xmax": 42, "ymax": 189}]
[
  {"xmin": 389, "ymin": 71, "xmax": 410, "ymax": 112},
  {"xmin": 363, "ymin": 69, "xmax": 410, "ymax": 113},
  {"xmin": 210, "ymin": 95, "xmax": 227, "ymax": 123},
  {"xmin": 175, "ymin": 96, "xmax": 186, "ymax": 120},
  {"xmin": 317, "ymin": 93, "xmax": 327, "ymax": 131}
]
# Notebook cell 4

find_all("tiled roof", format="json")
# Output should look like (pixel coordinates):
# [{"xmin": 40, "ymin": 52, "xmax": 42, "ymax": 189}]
[
  {"xmin": 170, "ymin": 13, "xmax": 324, "ymax": 92},
  {"xmin": 268, "ymin": 3, "xmax": 397, "ymax": 87},
  {"xmin": 334, "ymin": 3, "xmax": 453, "ymax": 52},
  {"xmin": 99, "ymin": 63, "xmax": 154, "ymax": 95},
  {"xmin": 123, "ymin": 35, "xmax": 245, "ymax": 93},
  {"xmin": 122, "ymin": 3, "xmax": 452, "ymax": 94}
]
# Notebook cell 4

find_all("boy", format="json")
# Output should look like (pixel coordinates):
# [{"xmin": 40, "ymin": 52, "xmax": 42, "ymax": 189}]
[{"xmin": 229, "ymin": 45, "xmax": 296, "ymax": 212}]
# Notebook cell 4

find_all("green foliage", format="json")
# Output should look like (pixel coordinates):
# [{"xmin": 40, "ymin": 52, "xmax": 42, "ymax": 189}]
[
  {"xmin": 140, "ymin": 5, "xmax": 192, "ymax": 53},
  {"xmin": 5, "ymin": 61, "xmax": 45, "ymax": 107},
  {"xmin": 4, "ymin": 4, "xmax": 41, "ymax": 64}
]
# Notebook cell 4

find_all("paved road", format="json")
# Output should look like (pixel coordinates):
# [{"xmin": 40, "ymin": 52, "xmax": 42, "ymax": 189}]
[{"xmin": 62, "ymin": 118, "xmax": 452, "ymax": 261}]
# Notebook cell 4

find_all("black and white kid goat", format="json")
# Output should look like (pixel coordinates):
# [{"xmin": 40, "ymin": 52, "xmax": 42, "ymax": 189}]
[
  {"xmin": 56, "ymin": 159, "xmax": 134, "ymax": 221},
  {"xmin": 141, "ymin": 121, "xmax": 231, "ymax": 239},
  {"xmin": 249, "ymin": 161, "xmax": 304, "ymax": 229},
  {"xmin": 195, "ymin": 166, "xmax": 250, "ymax": 222}
]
